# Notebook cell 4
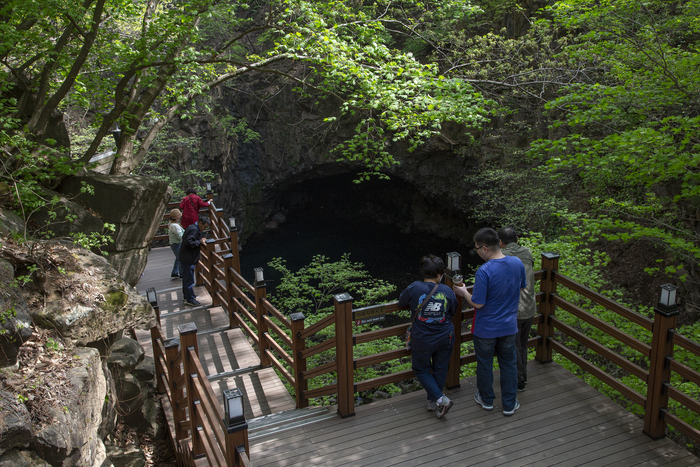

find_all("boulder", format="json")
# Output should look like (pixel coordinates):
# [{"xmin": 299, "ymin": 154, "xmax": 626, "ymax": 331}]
[
  {"xmin": 58, "ymin": 173, "xmax": 172, "ymax": 286},
  {"xmin": 103, "ymin": 444, "xmax": 146, "ymax": 467},
  {"xmin": 30, "ymin": 246, "xmax": 155, "ymax": 346},
  {"xmin": 0, "ymin": 389, "xmax": 33, "ymax": 455},
  {"xmin": 0, "ymin": 259, "xmax": 33, "ymax": 367},
  {"xmin": 30, "ymin": 347, "xmax": 110, "ymax": 467},
  {"xmin": 0, "ymin": 449, "xmax": 51, "ymax": 466},
  {"xmin": 0, "ymin": 209, "xmax": 24, "ymax": 237},
  {"xmin": 105, "ymin": 339, "xmax": 157, "ymax": 435}
]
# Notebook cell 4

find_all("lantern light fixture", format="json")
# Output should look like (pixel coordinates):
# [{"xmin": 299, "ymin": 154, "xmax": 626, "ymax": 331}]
[
  {"xmin": 229, "ymin": 217, "xmax": 236, "ymax": 230},
  {"xmin": 223, "ymin": 388, "xmax": 246, "ymax": 431},
  {"xmin": 656, "ymin": 283, "xmax": 679, "ymax": 313},
  {"xmin": 446, "ymin": 252, "xmax": 461, "ymax": 273},
  {"xmin": 254, "ymin": 267, "xmax": 264, "ymax": 286},
  {"xmin": 206, "ymin": 182, "xmax": 212, "ymax": 193},
  {"xmin": 146, "ymin": 287, "xmax": 157, "ymax": 307}
]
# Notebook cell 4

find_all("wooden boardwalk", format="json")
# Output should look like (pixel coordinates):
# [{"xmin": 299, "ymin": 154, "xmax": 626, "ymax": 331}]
[
  {"xmin": 135, "ymin": 247, "xmax": 296, "ymax": 419},
  {"xmin": 136, "ymin": 247, "xmax": 700, "ymax": 466}
]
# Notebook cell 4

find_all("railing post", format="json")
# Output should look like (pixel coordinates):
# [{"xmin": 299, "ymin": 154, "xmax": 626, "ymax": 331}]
[
  {"xmin": 334, "ymin": 292, "xmax": 355, "ymax": 418},
  {"xmin": 223, "ymin": 253, "xmax": 237, "ymax": 328},
  {"xmin": 223, "ymin": 388, "xmax": 250, "ymax": 467},
  {"xmin": 195, "ymin": 240, "xmax": 204, "ymax": 287},
  {"xmin": 254, "ymin": 274, "xmax": 271, "ymax": 366},
  {"xmin": 230, "ymin": 227, "xmax": 241, "ymax": 275},
  {"xmin": 178, "ymin": 323, "xmax": 204, "ymax": 458},
  {"xmin": 536, "ymin": 252, "xmax": 559, "ymax": 363},
  {"xmin": 165, "ymin": 337, "xmax": 185, "ymax": 440},
  {"xmin": 224, "ymin": 428, "xmax": 250, "ymax": 467},
  {"xmin": 291, "ymin": 312, "xmax": 308, "ymax": 409},
  {"xmin": 643, "ymin": 304, "xmax": 678, "ymax": 439},
  {"xmin": 206, "ymin": 239, "xmax": 219, "ymax": 307},
  {"xmin": 445, "ymin": 275, "xmax": 462, "ymax": 389},
  {"xmin": 214, "ymin": 207, "xmax": 224, "ymax": 240}
]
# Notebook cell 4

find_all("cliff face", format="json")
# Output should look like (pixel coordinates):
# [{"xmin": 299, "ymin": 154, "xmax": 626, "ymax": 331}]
[{"xmin": 167, "ymin": 75, "xmax": 537, "ymax": 246}]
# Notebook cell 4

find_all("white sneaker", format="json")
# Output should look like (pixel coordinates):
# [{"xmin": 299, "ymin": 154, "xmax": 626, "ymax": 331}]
[
  {"xmin": 502, "ymin": 400, "xmax": 520, "ymax": 416},
  {"xmin": 474, "ymin": 391, "xmax": 493, "ymax": 411}
]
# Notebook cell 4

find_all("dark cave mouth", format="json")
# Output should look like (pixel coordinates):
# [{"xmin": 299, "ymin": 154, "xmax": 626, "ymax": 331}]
[{"xmin": 239, "ymin": 173, "xmax": 480, "ymax": 292}]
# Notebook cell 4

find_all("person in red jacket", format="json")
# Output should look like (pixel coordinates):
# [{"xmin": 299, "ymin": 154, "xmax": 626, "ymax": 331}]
[{"xmin": 179, "ymin": 187, "xmax": 209, "ymax": 229}]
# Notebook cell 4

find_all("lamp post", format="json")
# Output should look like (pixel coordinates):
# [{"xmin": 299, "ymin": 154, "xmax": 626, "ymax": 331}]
[{"xmin": 229, "ymin": 217, "xmax": 237, "ymax": 231}]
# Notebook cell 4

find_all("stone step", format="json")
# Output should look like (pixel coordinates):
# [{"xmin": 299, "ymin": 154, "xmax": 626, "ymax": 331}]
[{"xmin": 247, "ymin": 406, "xmax": 336, "ymax": 440}]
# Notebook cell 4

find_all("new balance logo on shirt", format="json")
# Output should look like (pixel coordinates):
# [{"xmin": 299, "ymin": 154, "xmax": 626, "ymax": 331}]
[{"xmin": 418, "ymin": 292, "xmax": 450, "ymax": 323}]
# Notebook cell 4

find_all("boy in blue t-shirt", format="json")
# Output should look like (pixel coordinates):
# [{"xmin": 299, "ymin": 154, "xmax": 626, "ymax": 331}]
[{"xmin": 453, "ymin": 228, "xmax": 526, "ymax": 416}]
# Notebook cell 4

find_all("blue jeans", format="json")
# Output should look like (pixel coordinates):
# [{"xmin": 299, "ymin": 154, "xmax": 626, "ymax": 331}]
[
  {"xmin": 516, "ymin": 317, "xmax": 533, "ymax": 384},
  {"xmin": 182, "ymin": 263, "xmax": 196, "ymax": 302},
  {"xmin": 411, "ymin": 331, "xmax": 455, "ymax": 402},
  {"xmin": 473, "ymin": 333, "xmax": 518, "ymax": 411},
  {"xmin": 170, "ymin": 243, "xmax": 182, "ymax": 276}
]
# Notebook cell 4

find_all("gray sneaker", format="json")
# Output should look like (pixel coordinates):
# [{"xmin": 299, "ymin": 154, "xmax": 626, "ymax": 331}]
[
  {"xmin": 502, "ymin": 400, "xmax": 520, "ymax": 416},
  {"xmin": 474, "ymin": 391, "xmax": 493, "ymax": 411},
  {"xmin": 427, "ymin": 400, "xmax": 437, "ymax": 412},
  {"xmin": 436, "ymin": 396, "xmax": 454, "ymax": 419}
]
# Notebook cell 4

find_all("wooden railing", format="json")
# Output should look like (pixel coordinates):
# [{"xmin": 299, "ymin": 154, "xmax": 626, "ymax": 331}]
[
  {"xmin": 195, "ymin": 213, "xmax": 700, "ymax": 444},
  {"xmin": 150, "ymin": 298, "xmax": 252, "ymax": 466}
]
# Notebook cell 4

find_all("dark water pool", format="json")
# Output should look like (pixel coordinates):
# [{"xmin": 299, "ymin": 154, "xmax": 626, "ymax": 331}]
[{"xmin": 238, "ymin": 209, "xmax": 481, "ymax": 297}]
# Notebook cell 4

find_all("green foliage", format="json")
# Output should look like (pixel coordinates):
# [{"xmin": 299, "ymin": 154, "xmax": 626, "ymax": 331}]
[
  {"xmin": 265, "ymin": 254, "xmax": 403, "ymax": 404},
  {"xmin": 463, "ymin": 165, "xmax": 569, "ymax": 236},
  {"xmin": 528, "ymin": 0, "xmax": 700, "ymax": 272}
]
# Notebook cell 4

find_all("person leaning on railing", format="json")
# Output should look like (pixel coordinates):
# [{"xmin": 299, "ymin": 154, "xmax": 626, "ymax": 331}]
[
  {"xmin": 179, "ymin": 215, "xmax": 210, "ymax": 307},
  {"xmin": 398, "ymin": 254, "xmax": 458, "ymax": 419}
]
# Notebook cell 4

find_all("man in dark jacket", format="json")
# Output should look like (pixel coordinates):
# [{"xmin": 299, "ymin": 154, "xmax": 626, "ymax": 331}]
[
  {"xmin": 179, "ymin": 215, "xmax": 209, "ymax": 307},
  {"xmin": 498, "ymin": 226, "xmax": 537, "ymax": 392}
]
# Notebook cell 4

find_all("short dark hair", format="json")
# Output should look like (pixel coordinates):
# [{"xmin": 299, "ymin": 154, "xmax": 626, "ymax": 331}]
[
  {"xmin": 186, "ymin": 187, "xmax": 197, "ymax": 195},
  {"xmin": 473, "ymin": 227, "xmax": 500, "ymax": 248},
  {"xmin": 198, "ymin": 215, "xmax": 210, "ymax": 225},
  {"xmin": 419, "ymin": 254, "xmax": 445, "ymax": 280},
  {"xmin": 497, "ymin": 226, "xmax": 518, "ymax": 245}
]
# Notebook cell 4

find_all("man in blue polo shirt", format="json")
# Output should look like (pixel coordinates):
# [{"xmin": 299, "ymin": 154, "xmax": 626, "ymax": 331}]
[{"xmin": 453, "ymin": 227, "xmax": 526, "ymax": 416}]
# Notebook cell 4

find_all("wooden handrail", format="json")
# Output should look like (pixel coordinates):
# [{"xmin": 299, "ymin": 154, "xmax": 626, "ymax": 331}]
[
  {"xmin": 549, "ymin": 339, "xmax": 646, "ymax": 406},
  {"xmin": 555, "ymin": 273, "xmax": 653, "ymax": 331},
  {"xmin": 299, "ymin": 314, "xmax": 335, "ymax": 339},
  {"xmin": 672, "ymin": 331, "xmax": 700, "ymax": 357},
  {"xmin": 664, "ymin": 412, "xmax": 700, "ymax": 444},
  {"xmin": 262, "ymin": 299, "xmax": 291, "ymax": 329},
  {"xmin": 302, "ymin": 360, "xmax": 337, "ymax": 380},
  {"xmin": 300, "ymin": 337, "xmax": 337, "ymax": 360},
  {"xmin": 551, "ymin": 316, "xmax": 649, "ymax": 382},
  {"xmin": 668, "ymin": 359, "xmax": 700, "ymax": 387},
  {"xmin": 263, "ymin": 316, "xmax": 293, "ymax": 348},
  {"xmin": 355, "ymin": 348, "xmax": 410, "ymax": 369},
  {"xmin": 552, "ymin": 294, "xmax": 651, "ymax": 356},
  {"xmin": 265, "ymin": 348, "xmax": 294, "ymax": 385}
]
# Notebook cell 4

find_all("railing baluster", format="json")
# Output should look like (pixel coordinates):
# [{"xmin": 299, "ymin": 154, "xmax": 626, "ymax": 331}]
[
  {"xmin": 165, "ymin": 337, "xmax": 185, "ymax": 440},
  {"xmin": 291, "ymin": 312, "xmax": 308, "ymax": 409},
  {"xmin": 445, "ymin": 275, "xmax": 462, "ymax": 389},
  {"xmin": 536, "ymin": 252, "xmax": 559, "ymax": 363},
  {"xmin": 255, "ymin": 277, "xmax": 271, "ymax": 366},
  {"xmin": 334, "ymin": 293, "xmax": 355, "ymax": 418},
  {"xmin": 179, "ymin": 323, "xmax": 204, "ymax": 458}
]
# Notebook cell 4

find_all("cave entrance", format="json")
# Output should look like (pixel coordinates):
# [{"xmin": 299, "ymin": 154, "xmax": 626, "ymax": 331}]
[{"xmin": 239, "ymin": 172, "xmax": 478, "ymax": 292}]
